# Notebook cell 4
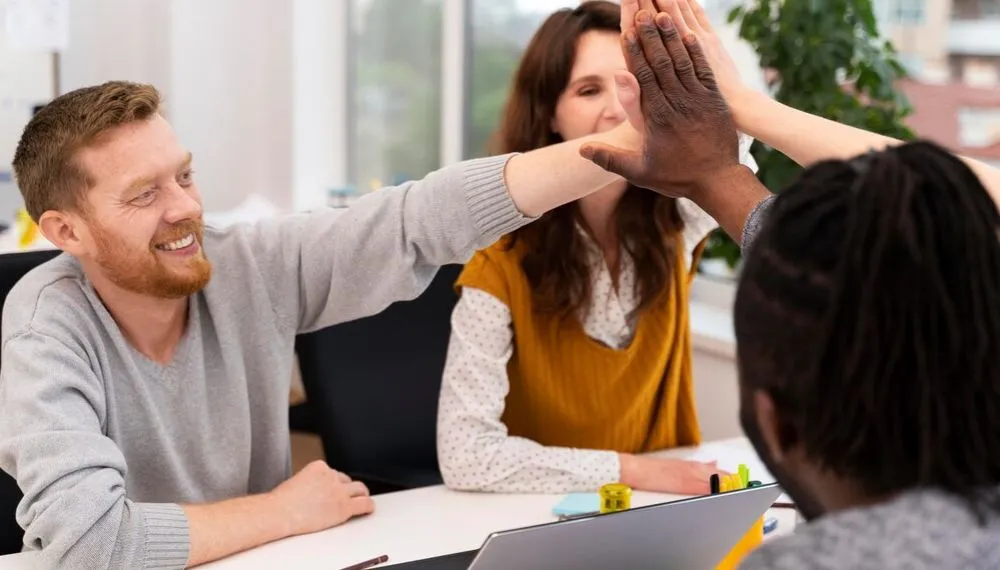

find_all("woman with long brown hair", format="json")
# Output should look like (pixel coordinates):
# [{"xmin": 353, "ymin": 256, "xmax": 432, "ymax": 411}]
[{"xmin": 436, "ymin": 0, "xmax": 756, "ymax": 495}]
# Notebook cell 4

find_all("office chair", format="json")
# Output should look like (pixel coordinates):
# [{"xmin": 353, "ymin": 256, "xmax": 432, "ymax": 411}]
[
  {"xmin": 295, "ymin": 264, "xmax": 463, "ymax": 495},
  {"xmin": 0, "ymin": 249, "xmax": 60, "ymax": 555}
]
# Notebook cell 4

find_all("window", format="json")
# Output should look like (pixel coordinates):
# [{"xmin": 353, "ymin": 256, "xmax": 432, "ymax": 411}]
[
  {"xmin": 876, "ymin": 0, "xmax": 926, "ymax": 24},
  {"xmin": 958, "ymin": 106, "xmax": 1000, "ymax": 147},
  {"xmin": 893, "ymin": 0, "xmax": 925, "ymax": 23},
  {"xmin": 463, "ymin": 0, "xmax": 578, "ymax": 159},
  {"xmin": 348, "ymin": 0, "xmax": 443, "ymax": 191},
  {"xmin": 981, "ymin": 0, "xmax": 1000, "ymax": 18},
  {"xmin": 899, "ymin": 53, "xmax": 925, "ymax": 76}
]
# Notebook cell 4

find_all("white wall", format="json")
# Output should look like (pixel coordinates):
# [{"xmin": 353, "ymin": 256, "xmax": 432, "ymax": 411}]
[
  {"xmin": 693, "ymin": 338, "xmax": 742, "ymax": 441},
  {"xmin": 56, "ymin": 0, "xmax": 347, "ymax": 214},
  {"xmin": 13, "ymin": 0, "xmax": 765, "ymax": 218},
  {"xmin": 0, "ymin": 0, "xmax": 56, "ymax": 221},
  {"xmin": 167, "ymin": 0, "xmax": 295, "ymax": 213},
  {"xmin": 292, "ymin": 0, "xmax": 348, "ymax": 212},
  {"xmin": 689, "ymin": 281, "xmax": 743, "ymax": 442},
  {"xmin": 59, "ymin": 0, "xmax": 171, "ymax": 94}
]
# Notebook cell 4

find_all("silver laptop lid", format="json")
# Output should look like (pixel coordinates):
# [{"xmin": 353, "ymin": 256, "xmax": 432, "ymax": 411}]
[{"xmin": 468, "ymin": 483, "xmax": 782, "ymax": 570}]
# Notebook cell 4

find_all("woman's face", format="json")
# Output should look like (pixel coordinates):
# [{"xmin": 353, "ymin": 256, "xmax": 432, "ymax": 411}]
[{"xmin": 551, "ymin": 30, "xmax": 628, "ymax": 142}]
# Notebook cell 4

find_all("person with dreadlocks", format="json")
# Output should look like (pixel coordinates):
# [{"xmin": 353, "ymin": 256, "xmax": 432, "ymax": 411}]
[
  {"xmin": 732, "ymin": 139, "xmax": 1000, "ymax": 569},
  {"xmin": 579, "ymin": 2, "xmax": 1000, "ymax": 568}
]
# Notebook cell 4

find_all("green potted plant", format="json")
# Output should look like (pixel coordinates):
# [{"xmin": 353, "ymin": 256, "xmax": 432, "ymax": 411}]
[{"xmin": 700, "ymin": 0, "xmax": 916, "ymax": 275}]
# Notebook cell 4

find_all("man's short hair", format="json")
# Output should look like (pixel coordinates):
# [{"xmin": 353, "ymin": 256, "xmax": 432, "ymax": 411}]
[{"xmin": 12, "ymin": 81, "xmax": 161, "ymax": 222}]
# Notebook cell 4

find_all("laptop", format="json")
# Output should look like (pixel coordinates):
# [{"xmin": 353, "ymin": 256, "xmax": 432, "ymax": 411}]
[{"xmin": 391, "ymin": 483, "xmax": 782, "ymax": 569}]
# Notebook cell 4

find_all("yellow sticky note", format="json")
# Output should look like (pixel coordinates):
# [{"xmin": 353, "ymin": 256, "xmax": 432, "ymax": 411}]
[{"xmin": 15, "ymin": 208, "xmax": 37, "ymax": 249}]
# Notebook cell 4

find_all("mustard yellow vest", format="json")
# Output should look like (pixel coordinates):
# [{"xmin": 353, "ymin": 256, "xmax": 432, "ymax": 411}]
[{"xmin": 455, "ymin": 235, "xmax": 705, "ymax": 454}]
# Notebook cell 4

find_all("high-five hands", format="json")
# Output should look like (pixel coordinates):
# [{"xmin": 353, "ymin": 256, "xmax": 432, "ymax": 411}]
[
  {"xmin": 661, "ymin": 0, "xmax": 749, "ymax": 110},
  {"xmin": 581, "ymin": 2, "xmax": 745, "ymax": 199},
  {"xmin": 621, "ymin": 0, "xmax": 749, "ymax": 111}
]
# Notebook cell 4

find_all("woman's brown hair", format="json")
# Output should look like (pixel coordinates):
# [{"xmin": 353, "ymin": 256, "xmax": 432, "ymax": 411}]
[{"xmin": 495, "ymin": 0, "xmax": 683, "ymax": 320}]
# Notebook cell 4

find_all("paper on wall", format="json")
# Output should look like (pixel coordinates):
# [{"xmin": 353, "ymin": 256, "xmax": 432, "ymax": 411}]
[{"xmin": 4, "ymin": 0, "xmax": 70, "ymax": 52}]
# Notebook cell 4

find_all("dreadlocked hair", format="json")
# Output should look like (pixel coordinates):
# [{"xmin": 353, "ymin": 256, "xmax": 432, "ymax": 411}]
[{"xmin": 734, "ymin": 140, "xmax": 1000, "ymax": 519}]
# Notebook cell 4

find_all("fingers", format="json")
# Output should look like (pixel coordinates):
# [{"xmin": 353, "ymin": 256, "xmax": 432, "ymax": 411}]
[
  {"xmin": 699, "ymin": 460, "xmax": 731, "ymax": 475},
  {"xmin": 675, "ymin": 0, "xmax": 702, "ymax": 35},
  {"xmin": 333, "ymin": 470, "xmax": 352, "ymax": 484},
  {"xmin": 345, "ymin": 480, "xmax": 370, "ymax": 497},
  {"xmin": 655, "ymin": 0, "xmax": 693, "ymax": 38},
  {"xmin": 620, "ymin": 0, "xmax": 639, "ymax": 37},
  {"xmin": 622, "ymin": 0, "xmax": 658, "ymax": 36},
  {"xmin": 655, "ymin": 13, "xmax": 701, "ymax": 93},
  {"xmin": 579, "ymin": 142, "xmax": 644, "ymax": 182},
  {"xmin": 635, "ymin": 11, "xmax": 683, "ymax": 97},
  {"xmin": 350, "ymin": 495, "xmax": 376, "ymax": 516},
  {"xmin": 621, "ymin": 24, "xmax": 670, "ymax": 118},
  {"xmin": 613, "ymin": 71, "xmax": 642, "ymax": 130},
  {"xmin": 689, "ymin": 0, "xmax": 716, "ymax": 34},
  {"xmin": 638, "ymin": 0, "xmax": 659, "ymax": 14},
  {"xmin": 682, "ymin": 35, "xmax": 720, "ymax": 91}
]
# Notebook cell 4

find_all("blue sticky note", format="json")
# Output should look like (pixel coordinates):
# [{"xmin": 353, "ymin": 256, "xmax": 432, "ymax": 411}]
[{"xmin": 552, "ymin": 493, "xmax": 600, "ymax": 516}]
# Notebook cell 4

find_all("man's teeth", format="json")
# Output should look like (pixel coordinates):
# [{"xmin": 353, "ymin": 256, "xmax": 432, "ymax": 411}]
[{"xmin": 158, "ymin": 234, "xmax": 195, "ymax": 251}]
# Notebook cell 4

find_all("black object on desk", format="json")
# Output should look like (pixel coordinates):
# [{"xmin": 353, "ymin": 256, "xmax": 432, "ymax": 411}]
[{"xmin": 389, "ymin": 550, "xmax": 476, "ymax": 570}]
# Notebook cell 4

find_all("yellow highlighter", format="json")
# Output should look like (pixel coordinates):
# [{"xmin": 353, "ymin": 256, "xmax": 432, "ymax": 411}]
[
  {"xmin": 714, "ymin": 467, "xmax": 764, "ymax": 570},
  {"xmin": 727, "ymin": 474, "xmax": 740, "ymax": 492},
  {"xmin": 15, "ymin": 208, "xmax": 38, "ymax": 249}
]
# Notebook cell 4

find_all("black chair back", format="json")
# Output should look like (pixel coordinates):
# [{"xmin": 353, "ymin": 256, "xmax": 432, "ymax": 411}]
[
  {"xmin": 0, "ymin": 249, "xmax": 60, "ymax": 555},
  {"xmin": 294, "ymin": 264, "xmax": 462, "ymax": 494}
]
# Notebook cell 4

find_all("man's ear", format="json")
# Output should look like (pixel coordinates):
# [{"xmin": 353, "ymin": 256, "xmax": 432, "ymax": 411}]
[
  {"xmin": 38, "ymin": 210, "xmax": 87, "ymax": 256},
  {"xmin": 752, "ymin": 389, "xmax": 794, "ymax": 464}
]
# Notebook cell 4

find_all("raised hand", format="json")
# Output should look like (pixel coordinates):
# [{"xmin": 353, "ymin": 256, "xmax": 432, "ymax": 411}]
[
  {"xmin": 581, "ymin": 10, "xmax": 742, "ymax": 199},
  {"xmin": 656, "ymin": 0, "xmax": 752, "ymax": 115}
]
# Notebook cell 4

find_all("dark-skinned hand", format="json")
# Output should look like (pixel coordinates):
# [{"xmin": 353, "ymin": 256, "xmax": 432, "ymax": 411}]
[{"xmin": 580, "ymin": 9, "xmax": 743, "ymax": 200}]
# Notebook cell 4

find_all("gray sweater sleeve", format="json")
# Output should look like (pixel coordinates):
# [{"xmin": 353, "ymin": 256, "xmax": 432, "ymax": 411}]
[
  {"xmin": 740, "ymin": 194, "xmax": 776, "ymax": 253},
  {"xmin": 234, "ymin": 153, "xmax": 531, "ymax": 334},
  {"xmin": 0, "ymin": 330, "xmax": 189, "ymax": 569}
]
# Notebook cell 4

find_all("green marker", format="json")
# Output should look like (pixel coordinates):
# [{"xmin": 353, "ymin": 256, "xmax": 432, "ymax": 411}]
[
  {"xmin": 748, "ymin": 480, "xmax": 762, "ymax": 488},
  {"xmin": 738, "ymin": 464, "xmax": 749, "ymax": 488}
]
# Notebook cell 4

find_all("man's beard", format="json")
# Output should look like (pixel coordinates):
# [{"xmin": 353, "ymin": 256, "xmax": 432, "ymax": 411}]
[
  {"xmin": 91, "ymin": 218, "xmax": 213, "ymax": 299},
  {"xmin": 739, "ymin": 403, "xmax": 827, "ymax": 522}
]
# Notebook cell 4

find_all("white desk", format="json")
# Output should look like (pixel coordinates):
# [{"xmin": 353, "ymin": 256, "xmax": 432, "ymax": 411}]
[{"xmin": 0, "ymin": 438, "xmax": 794, "ymax": 569}]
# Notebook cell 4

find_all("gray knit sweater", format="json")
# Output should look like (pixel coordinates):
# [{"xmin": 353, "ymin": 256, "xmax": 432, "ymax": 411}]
[
  {"xmin": 740, "ymin": 489, "xmax": 1000, "ymax": 569},
  {"xmin": 0, "ymin": 153, "xmax": 528, "ymax": 569}
]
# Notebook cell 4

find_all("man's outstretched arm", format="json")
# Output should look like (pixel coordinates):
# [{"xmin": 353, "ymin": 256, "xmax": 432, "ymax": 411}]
[{"xmin": 242, "ymin": 120, "xmax": 643, "ymax": 336}]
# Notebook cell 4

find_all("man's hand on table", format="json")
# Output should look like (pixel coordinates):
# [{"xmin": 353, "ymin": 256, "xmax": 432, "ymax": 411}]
[{"xmin": 270, "ymin": 460, "xmax": 375, "ymax": 537}]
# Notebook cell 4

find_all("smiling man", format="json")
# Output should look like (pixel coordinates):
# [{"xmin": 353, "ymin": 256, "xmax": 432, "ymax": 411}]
[{"xmin": 0, "ymin": 81, "xmax": 647, "ymax": 569}]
